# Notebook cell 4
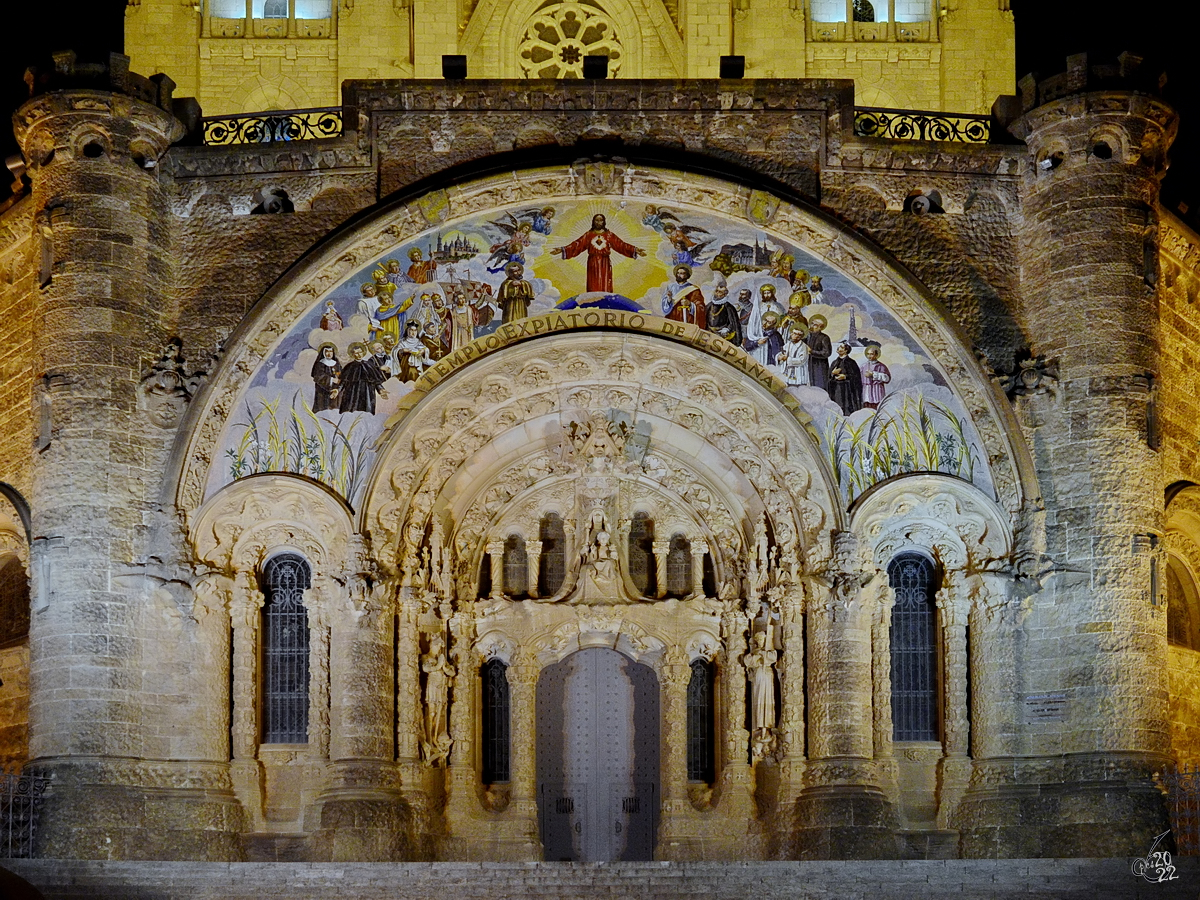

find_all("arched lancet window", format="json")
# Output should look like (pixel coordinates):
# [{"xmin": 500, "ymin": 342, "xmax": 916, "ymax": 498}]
[
  {"xmin": 686, "ymin": 658, "xmax": 715, "ymax": 783},
  {"xmin": 503, "ymin": 534, "xmax": 527, "ymax": 597},
  {"xmin": 481, "ymin": 659, "xmax": 511, "ymax": 783},
  {"xmin": 889, "ymin": 552, "xmax": 939, "ymax": 742},
  {"xmin": 666, "ymin": 534, "xmax": 692, "ymax": 597},
  {"xmin": 0, "ymin": 554, "xmax": 30, "ymax": 646},
  {"xmin": 261, "ymin": 553, "xmax": 311, "ymax": 744},
  {"xmin": 1167, "ymin": 555, "xmax": 1199, "ymax": 651},
  {"xmin": 539, "ymin": 513, "xmax": 566, "ymax": 597},
  {"xmin": 628, "ymin": 512, "xmax": 655, "ymax": 595}
]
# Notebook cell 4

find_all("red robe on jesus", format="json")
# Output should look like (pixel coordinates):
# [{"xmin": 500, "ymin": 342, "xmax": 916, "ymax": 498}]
[{"xmin": 558, "ymin": 227, "xmax": 642, "ymax": 293}]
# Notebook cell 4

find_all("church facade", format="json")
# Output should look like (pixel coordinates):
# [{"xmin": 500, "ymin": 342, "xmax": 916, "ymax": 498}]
[{"xmin": 0, "ymin": 14, "xmax": 1199, "ymax": 864}]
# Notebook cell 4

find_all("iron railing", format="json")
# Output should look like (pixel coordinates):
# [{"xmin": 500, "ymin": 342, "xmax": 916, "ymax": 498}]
[
  {"xmin": 1160, "ymin": 765, "xmax": 1200, "ymax": 855},
  {"xmin": 202, "ymin": 107, "xmax": 343, "ymax": 146},
  {"xmin": 0, "ymin": 772, "xmax": 48, "ymax": 858},
  {"xmin": 854, "ymin": 107, "xmax": 993, "ymax": 144}
]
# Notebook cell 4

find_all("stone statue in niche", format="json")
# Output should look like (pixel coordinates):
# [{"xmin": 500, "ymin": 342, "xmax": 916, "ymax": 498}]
[
  {"xmin": 421, "ymin": 631, "xmax": 455, "ymax": 765},
  {"xmin": 572, "ymin": 503, "xmax": 622, "ymax": 602},
  {"xmin": 745, "ymin": 621, "xmax": 778, "ymax": 762}
]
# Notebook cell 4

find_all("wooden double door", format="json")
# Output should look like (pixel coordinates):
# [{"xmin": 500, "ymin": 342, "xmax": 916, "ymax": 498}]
[{"xmin": 536, "ymin": 648, "xmax": 660, "ymax": 861}]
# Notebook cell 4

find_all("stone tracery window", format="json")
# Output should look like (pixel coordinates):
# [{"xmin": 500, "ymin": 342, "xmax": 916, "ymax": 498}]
[
  {"xmin": 503, "ymin": 534, "xmax": 528, "ymax": 597},
  {"xmin": 481, "ymin": 659, "xmax": 511, "ymax": 783},
  {"xmin": 666, "ymin": 534, "xmax": 692, "ymax": 597},
  {"xmin": 888, "ymin": 552, "xmax": 939, "ymax": 742},
  {"xmin": 517, "ymin": 0, "xmax": 623, "ymax": 80},
  {"xmin": 261, "ymin": 553, "xmax": 311, "ymax": 744},
  {"xmin": 1167, "ymin": 555, "xmax": 1199, "ymax": 651},
  {"xmin": 538, "ymin": 514, "xmax": 567, "ymax": 597},
  {"xmin": 686, "ymin": 658, "xmax": 715, "ymax": 783},
  {"xmin": 628, "ymin": 512, "xmax": 655, "ymax": 596}
]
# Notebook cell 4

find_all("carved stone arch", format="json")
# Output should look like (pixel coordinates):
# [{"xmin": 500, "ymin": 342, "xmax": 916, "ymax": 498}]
[
  {"xmin": 851, "ymin": 473, "xmax": 1012, "ymax": 578},
  {"xmin": 189, "ymin": 473, "xmax": 355, "ymax": 579},
  {"xmin": 685, "ymin": 630, "xmax": 721, "ymax": 663},
  {"xmin": 365, "ymin": 333, "xmax": 829, "ymax": 607},
  {"xmin": 1164, "ymin": 487, "xmax": 1200, "ymax": 643},
  {"xmin": 528, "ymin": 616, "xmax": 666, "ymax": 669},
  {"xmin": 173, "ymin": 163, "xmax": 1035, "ymax": 551}
]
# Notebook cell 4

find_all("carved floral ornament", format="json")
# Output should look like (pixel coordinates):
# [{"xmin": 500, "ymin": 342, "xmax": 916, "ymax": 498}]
[
  {"xmin": 849, "ymin": 474, "xmax": 1012, "ymax": 578},
  {"xmin": 363, "ymin": 333, "xmax": 831, "ymax": 603},
  {"xmin": 173, "ymin": 165, "xmax": 1030, "ymax": 532},
  {"xmin": 188, "ymin": 473, "xmax": 355, "ymax": 577}
]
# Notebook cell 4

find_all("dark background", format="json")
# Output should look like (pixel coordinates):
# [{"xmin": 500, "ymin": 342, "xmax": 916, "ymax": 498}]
[{"xmin": 3, "ymin": 1, "xmax": 1196, "ymax": 222}]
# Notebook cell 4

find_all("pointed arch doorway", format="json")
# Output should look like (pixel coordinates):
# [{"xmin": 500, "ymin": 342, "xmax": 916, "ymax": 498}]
[{"xmin": 536, "ymin": 648, "xmax": 660, "ymax": 861}]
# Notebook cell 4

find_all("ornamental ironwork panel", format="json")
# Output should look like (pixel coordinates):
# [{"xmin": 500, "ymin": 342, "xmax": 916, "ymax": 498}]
[
  {"xmin": 262, "ymin": 553, "xmax": 311, "ymax": 744},
  {"xmin": 854, "ymin": 107, "xmax": 993, "ymax": 144},
  {"xmin": 889, "ymin": 553, "xmax": 939, "ymax": 741},
  {"xmin": 482, "ymin": 659, "xmax": 511, "ymax": 783},
  {"xmin": 1161, "ymin": 765, "xmax": 1200, "ymax": 855},
  {"xmin": 202, "ymin": 108, "xmax": 343, "ymax": 146},
  {"xmin": 0, "ymin": 772, "xmax": 48, "ymax": 858},
  {"xmin": 686, "ymin": 659, "xmax": 714, "ymax": 783}
]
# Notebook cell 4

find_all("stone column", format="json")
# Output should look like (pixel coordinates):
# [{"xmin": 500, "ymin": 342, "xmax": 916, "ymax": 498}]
[
  {"xmin": 691, "ymin": 541, "xmax": 708, "ymax": 596},
  {"xmin": 934, "ymin": 575, "xmax": 971, "ymax": 831},
  {"xmin": 525, "ymin": 540, "xmax": 542, "ymax": 598},
  {"xmin": 487, "ymin": 540, "xmax": 505, "ymax": 599},
  {"xmin": 655, "ymin": 646, "xmax": 698, "ymax": 859},
  {"xmin": 306, "ymin": 577, "xmax": 332, "ymax": 760},
  {"xmin": 506, "ymin": 651, "xmax": 541, "ymax": 850},
  {"xmin": 396, "ymin": 592, "xmax": 424, "ymax": 766},
  {"xmin": 870, "ymin": 579, "xmax": 895, "ymax": 761},
  {"xmin": 775, "ymin": 586, "xmax": 806, "ymax": 801},
  {"xmin": 718, "ymin": 602, "xmax": 754, "ymax": 817},
  {"xmin": 316, "ymin": 572, "xmax": 407, "ymax": 860},
  {"xmin": 936, "ymin": 577, "xmax": 970, "ymax": 759},
  {"xmin": 997, "ymin": 53, "xmax": 1177, "ymax": 854},
  {"xmin": 229, "ymin": 570, "xmax": 265, "ymax": 824},
  {"xmin": 791, "ymin": 535, "xmax": 897, "ymax": 859},
  {"xmin": 653, "ymin": 540, "xmax": 671, "ymax": 599}
]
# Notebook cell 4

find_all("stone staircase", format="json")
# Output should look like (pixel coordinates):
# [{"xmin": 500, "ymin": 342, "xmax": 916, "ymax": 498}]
[{"xmin": 6, "ymin": 858, "xmax": 1200, "ymax": 900}]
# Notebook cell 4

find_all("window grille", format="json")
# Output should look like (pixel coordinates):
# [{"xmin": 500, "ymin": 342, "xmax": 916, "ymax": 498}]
[
  {"xmin": 539, "ymin": 514, "xmax": 566, "ymax": 597},
  {"xmin": 503, "ymin": 534, "xmax": 527, "ymax": 597},
  {"xmin": 686, "ymin": 659, "xmax": 714, "ymax": 782},
  {"xmin": 262, "ymin": 553, "xmax": 311, "ymax": 744},
  {"xmin": 628, "ymin": 512, "xmax": 655, "ymax": 595},
  {"xmin": 482, "ymin": 659, "xmax": 511, "ymax": 782},
  {"xmin": 0, "ymin": 557, "xmax": 30, "ymax": 646},
  {"xmin": 889, "ymin": 553, "xmax": 939, "ymax": 741},
  {"xmin": 666, "ymin": 534, "xmax": 692, "ymax": 597}
]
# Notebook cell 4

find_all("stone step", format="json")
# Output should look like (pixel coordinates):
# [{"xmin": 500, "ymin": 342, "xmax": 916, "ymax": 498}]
[{"xmin": 7, "ymin": 858, "xmax": 1200, "ymax": 900}]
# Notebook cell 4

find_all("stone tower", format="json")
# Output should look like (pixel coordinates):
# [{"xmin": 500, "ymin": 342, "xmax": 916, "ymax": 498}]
[
  {"xmin": 964, "ymin": 52, "xmax": 1179, "ymax": 856},
  {"xmin": 12, "ymin": 52, "xmax": 243, "ymax": 858}
]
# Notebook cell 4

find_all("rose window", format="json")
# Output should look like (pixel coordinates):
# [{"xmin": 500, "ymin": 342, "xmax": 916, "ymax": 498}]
[{"xmin": 518, "ymin": 0, "xmax": 623, "ymax": 79}]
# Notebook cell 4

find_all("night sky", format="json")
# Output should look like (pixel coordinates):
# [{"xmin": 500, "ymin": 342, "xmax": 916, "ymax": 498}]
[{"xmin": 3, "ymin": 1, "xmax": 1196, "ymax": 220}]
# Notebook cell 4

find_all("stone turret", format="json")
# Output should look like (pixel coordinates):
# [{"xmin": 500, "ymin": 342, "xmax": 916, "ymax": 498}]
[
  {"xmin": 12, "ymin": 52, "xmax": 241, "ymax": 858},
  {"xmin": 957, "ymin": 53, "xmax": 1178, "ymax": 857}
]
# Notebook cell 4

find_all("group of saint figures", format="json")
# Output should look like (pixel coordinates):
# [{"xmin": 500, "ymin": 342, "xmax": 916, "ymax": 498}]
[{"xmin": 311, "ymin": 209, "xmax": 894, "ymax": 418}]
